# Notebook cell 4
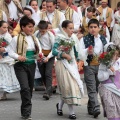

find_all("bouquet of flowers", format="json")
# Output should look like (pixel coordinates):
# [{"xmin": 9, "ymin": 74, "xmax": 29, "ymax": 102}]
[
  {"xmin": 0, "ymin": 38, "xmax": 8, "ymax": 47},
  {"xmin": 58, "ymin": 39, "xmax": 75, "ymax": 54},
  {"xmin": 0, "ymin": 38, "xmax": 9, "ymax": 57},
  {"xmin": 98, "ymin": 49, "xmax": 115, "ymax": 67}
]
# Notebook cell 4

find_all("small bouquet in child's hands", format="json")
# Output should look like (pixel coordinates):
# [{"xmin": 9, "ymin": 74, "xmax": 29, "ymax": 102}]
[
  {"xmin": 98, "ymin": 50, "xmax": 115, "ymax": 67},
  {"xmin": 0, "ymin": 38, "xmax": 9, "ymax": 57},
  {"xmin": 58, "ymin": 39, "xmax": 75, "ymax": 54},
  {"xmin": 37, "ymin": 53, "xmax": 46, "ymax": 63},
  {"xmin": 0, "ymin": 38, "xmax": 8, "ymax": 47}
]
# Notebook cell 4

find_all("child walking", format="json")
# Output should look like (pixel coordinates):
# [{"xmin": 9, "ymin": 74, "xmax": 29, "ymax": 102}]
[
  {"xmin": 98, "ymin": 42, "xmax": 120, "ymax": 120},
  {"xmin": 52, "ymin": 20, "xmax": 84, "ymax": 119},
  {"xmin": 1, "ymin": 16, "xmax": 42, "ymax": 120},
  {"xmin": 0, "ymin": 20, "xmax": 20, "ymax": 100},
  {"xmin": 35, "ymin": 20, "xmax": 55, "ymax": 100}
]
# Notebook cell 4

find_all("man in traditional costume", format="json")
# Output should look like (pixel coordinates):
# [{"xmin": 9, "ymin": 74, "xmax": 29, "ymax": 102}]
[
  {"xmin": 57, "ymin": 0, "xmax": 81, "ymax": 31},
  {"xmin": 40, "ymin": 0, "xmax": 65, "ymax": 34},
  {"xmin": 0, "ymin": 0, "xmax": 23, "ymax": 27},
  {"xmin": 97, "ymin": 0, "xmax": 115, "ymax": 36}
]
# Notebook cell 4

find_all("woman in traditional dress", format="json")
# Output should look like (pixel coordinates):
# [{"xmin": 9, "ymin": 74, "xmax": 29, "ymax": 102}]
[
  {"xmin": 98, "ymin": 42, "xmax": 120, "ymax": 120},
  {"xmin": 29, "ymin": 0, "xmax": 41, "ymax": 25},
  {"xmin": 111, "ymin": 2, "xmax": 120, "ymax": 47},
  {"xmin": 0, "ymin": 21, "xmax": 20, "ymax": 100},
  {"xmin": 52, "ymin": 20, "xmax": 84, "ymax": 119}
]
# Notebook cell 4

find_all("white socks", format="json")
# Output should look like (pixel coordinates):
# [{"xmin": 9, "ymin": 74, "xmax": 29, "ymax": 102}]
[
  {"xmin": 68, "ymin": 104, "xmax": 75, "ymax": 115},
  {"xmin": 59, "ymin": 100, "xmax": 64, "ymax": 110}
]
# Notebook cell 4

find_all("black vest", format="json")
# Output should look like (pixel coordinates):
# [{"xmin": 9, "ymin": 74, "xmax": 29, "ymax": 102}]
[{"xmin": 83, "ymin": 34, "xmax": 107, "ymax": 65}]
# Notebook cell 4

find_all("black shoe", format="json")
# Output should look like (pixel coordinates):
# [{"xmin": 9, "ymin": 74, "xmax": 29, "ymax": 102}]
[
  {"xmin": 93, "ymin": 110, "xmax": 100, "ymax": 118},
  {"xmin": 56, "ymin": 103, "xmax": 63, "ymax": 116},
  {"xmin": 88, "ymin": 111, "xmax": 93, "ymax": 115},
  {"xmin": 43, "ymin": 93, "xmax": 50, "ymax": 100},
  {"xmin": 22, "ymin": 116, "xmax": 32, "ymax": 120},
  {"xmin": 69, "ymin": 114, "xmax": 76, "ymax": 119}
]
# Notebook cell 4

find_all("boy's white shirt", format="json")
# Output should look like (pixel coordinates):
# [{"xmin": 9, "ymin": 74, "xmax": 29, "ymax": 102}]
[
  {"xmin": 80, "ymin": 34, "xmax": 109, "ymax": 66},
  {"xmin": 6, "ymin": 34, "xmax": 42, "ymax": 60},
  {"xmin": 34, "ymin": 30, "xmax": 55, "ymax": 59}
]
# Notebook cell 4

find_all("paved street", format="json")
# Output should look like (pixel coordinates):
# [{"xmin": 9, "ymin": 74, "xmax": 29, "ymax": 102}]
[{"xmin": 0, "ymin": 87, "xmax": 107, "ymax": 120}]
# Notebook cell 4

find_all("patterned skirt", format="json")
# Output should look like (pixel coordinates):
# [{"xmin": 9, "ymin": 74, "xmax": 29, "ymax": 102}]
[
  {"xmin": 55, "ymin": 61, "xmax": 81, "ymax": 105},
  {"xmin": 99, "ymin": 84, "xmax": 120, "ymax": 119},
  {"xmin": 0, "ymin": 63, "xmax": 20, "ymax": 93}
]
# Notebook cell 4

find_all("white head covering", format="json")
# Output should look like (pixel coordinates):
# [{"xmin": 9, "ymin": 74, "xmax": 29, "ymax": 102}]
[
  {"xmin": 25, "ymin": 5, "xmax": 40, "ymax": 25},
  {"xmin": 104, "ymin": 42, "xmax": 115, "ymax": 52},
  {"xmin": 25, "ymin": 5, "xmax": 35, "ymax": 14}
]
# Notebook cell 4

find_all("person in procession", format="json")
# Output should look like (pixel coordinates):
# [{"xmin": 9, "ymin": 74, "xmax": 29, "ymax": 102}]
[
  {"xmin": 0, "ymin": 20, "xmax": 20, "ymax": 100},
  {"xmin": 80, "ymin": 18, "xmax": 109, "ymax": 118},
  {"xmin": 98, "ymin": 42, "xmax": 120, "ymax": 120},
  {"xmin": 52, "ymin": 20, "xmax": 84, "ymax": 119},
  {"xmin": 1, "ymin": 16, "xmax": 42, "ymax": 120},
  {"xmin": 35, "ymin": 20, "xmax": 55, "ymax": 100}
]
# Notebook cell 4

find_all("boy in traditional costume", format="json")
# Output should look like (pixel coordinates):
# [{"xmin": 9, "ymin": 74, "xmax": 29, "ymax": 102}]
[
  {"xmin": 5, "ymin": 16, "xmax": 41, "ymax": 120},
  {"xmin": 80, "ymin": 19, "xmax": 108, "ymax": 118},
  {"xmin": 82, "ymin": 6, "xmax": 97, "ymax": 36},
  {"xmin": 35, "ymin": 20, "xmax": 55, "ymax": 100}
]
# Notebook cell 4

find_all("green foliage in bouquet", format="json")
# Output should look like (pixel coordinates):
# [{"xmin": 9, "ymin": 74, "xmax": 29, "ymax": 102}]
[{"xmin": 99, "ymin": 49, "xmax": 115, "ymax": 67}]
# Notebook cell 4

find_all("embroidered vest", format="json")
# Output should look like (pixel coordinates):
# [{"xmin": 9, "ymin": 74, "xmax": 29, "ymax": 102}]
[
  {"xmin": 83, "ymin": 34, "xmax": 107, "ymax": 65},
  {"xmin": 64, "ymin": 7, "xmax": 74, "ymax": 21},
  {"xmin": 17, "ymin": 32, "xmax": 39, "ymax": 57},
  {"xmin": 40, "ymin": 9, "xmax": 60, "ymax": 29},
  {"xmin": 82, "ymin": 16, "xmax": 97, "ymax": 36},
  {"xmin": 98, "ymin": 6, "xmax": 113, "ymax": 27},
  {"xmin": 0, "ymin": 10, "xmax": 3, "ymax": 20}
]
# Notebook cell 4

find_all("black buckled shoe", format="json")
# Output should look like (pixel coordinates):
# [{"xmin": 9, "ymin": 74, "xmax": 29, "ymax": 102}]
[
  {"xmin": 43, "ymin": 93, "xmax": 50, "ymax": 100},
  {"xmin": 69, "ymin": 114, "xmax": 76, "ymax": 119},
  {"xmin": 93, "ymin": 110, "xmax": 100, "ymax": 118},
  {"xmin": 56, "ymin": 103, "xmax": 63, "ymax": 116}
]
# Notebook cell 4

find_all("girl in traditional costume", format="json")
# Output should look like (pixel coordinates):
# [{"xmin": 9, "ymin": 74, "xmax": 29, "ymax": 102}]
[
  {"xmin": 111, "ymin": 2, "xmax": 120, "ymax": 47},
  {"xmin": 0, "ymin": 21, "xmax": 20, "ymax": 100},
  {"xmin": 98, "ymin": 42, "xmax": 120, "ymax": 120},
  {"xmin": 52, "ymin": 20, "xmax": 84, "ymax": 119}
]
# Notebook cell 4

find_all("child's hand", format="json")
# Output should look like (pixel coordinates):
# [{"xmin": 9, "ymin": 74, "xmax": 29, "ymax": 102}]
[
  {"xmin": 88, "ymin": 45, "xmax": 93, "ymax": 55},
  {"xmin": 0, "ymin": 55, "xmax": 2, "ymax": 59},
  {"xmin": 110, "ymin": 67, "xmax": 115, "ymax": 73},
  {"xmin": 43, "ymin": 57, "xmax": 49, "ymax": 63},
  {"xmin": 62, "ymin": 53, "xmax": 71, "ymax": 61},
  {"xmin": 18, "ymin": 56, "xmax": 26, "ymax": 62}
]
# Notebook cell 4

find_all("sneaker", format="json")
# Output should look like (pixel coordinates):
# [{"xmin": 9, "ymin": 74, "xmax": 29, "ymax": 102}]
[{"xmin": 22, "ymin": 116, "xmax": 32, "ymax": 120}]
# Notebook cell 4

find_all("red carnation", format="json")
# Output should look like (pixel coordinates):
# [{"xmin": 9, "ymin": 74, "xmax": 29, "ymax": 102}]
[
  {"xmin": 39, "ymin": 53, "xmax": 43, "ymax": 58},
  {"xmin": 88, "ymin": 45, "xmax": 93, "ymax": 50},
  {"xmin": 1, "ymin": 41, "xmax": 7, "ymax": 47}
]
